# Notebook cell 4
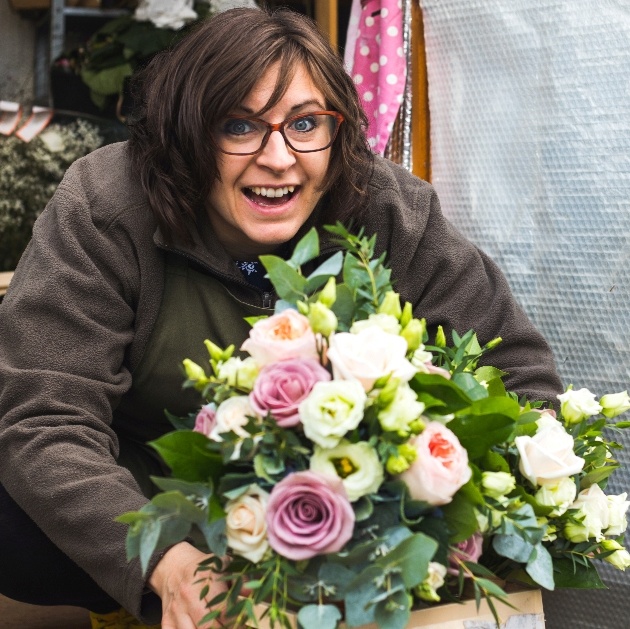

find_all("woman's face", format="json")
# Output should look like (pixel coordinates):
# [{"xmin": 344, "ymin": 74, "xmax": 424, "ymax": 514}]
[{"xmin": 207, "ymin": 62, "xmax": 332, "ymax": 259}]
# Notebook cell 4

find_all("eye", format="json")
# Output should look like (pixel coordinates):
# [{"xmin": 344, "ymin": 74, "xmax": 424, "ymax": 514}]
[
  {"xmin": 222, "ymin": 118, "xmax": 257, "ymax": 136},
  {"xmin": 288, "ymin": 115, "xmax": 317, "ymax": 133}
]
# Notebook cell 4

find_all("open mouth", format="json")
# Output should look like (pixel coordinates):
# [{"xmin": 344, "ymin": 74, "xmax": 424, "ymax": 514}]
[{"xmin": 244, "ymin": 185, "xmax": 297, "ymax": 206}]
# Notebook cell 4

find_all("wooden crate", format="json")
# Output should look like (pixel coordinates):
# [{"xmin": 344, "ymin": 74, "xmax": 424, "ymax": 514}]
[{"xmin": 248, "ymin": 589, "xmax": 545, "ymax": 629}]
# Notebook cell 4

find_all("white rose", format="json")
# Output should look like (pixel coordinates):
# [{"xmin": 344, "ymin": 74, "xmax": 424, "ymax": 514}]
[
  {"xmin": 310, "ymin": 441, "xmax": 384, "ymax": 501},
  {"xmin": 515, "ymin": 422, "xmax": 584, "ymax": 486},
  {"xmin": 299, "ymin": 379, "xmax": 367, "ymax": 448},
  {"xmin": 327, "ymin": 327, "xmax": 416, "ymax": 391},
  {"xmin": 599, "ymin": 391, "xmax": 630, "ymax": 419},
  {"xmin": 216, "ymin": 356, "xmax": 259, "ymax": 391},
  {"xmin": 377, "ymin": 382, "xmax": 425, "ymax": 433},
  {"xmin": 557, "ymin": 388, "xmax": 602, "ymax": 424},
  {"xmin": 605, "ymin": 492, "xmax": 629, "ymax": 536},
  {"xmin": 350, "ymin": 313, "xmax": 401, "ymax": 335},
  {"xmin": 535, "ymin": 477, "xmax": 577, "ymax": 516},
  {"xmin": 565, "ymin": 484, "xmax": 610, "ymax": 542},
  {"xmin": 225, "ymin": 485, "xmax": 270, "ymax": 563},
  {"xmin": 134, "ymin": 0, "xmax": 198, "ymax": 30}
]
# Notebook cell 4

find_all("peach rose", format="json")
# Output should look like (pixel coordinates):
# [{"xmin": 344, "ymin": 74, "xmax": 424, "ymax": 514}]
[
  {"xmin": 241, "ymin": 310, "xmax": 319, "ymax": 365},
  {"xmin": 398, "ymin": 422, "xmax": 472, "ymax": 505}
]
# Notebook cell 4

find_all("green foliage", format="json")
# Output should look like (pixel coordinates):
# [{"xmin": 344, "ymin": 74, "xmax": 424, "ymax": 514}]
[{"xmin": 0, "ymin": 120, "xmax": 103, "ymax": 271}]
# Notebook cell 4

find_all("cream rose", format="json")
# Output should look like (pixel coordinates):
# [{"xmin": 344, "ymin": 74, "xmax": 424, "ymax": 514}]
[
  {"xmin": 327, "ymin": 326, "xmax": 417, "ymax": 391},
  {"xmin": 514, "ymin": 421, "xmax": 584, "ymax": 486},
  {"xmin": 241, "ymin": 310, "xmax": 318, "ymax": 365},
  {"xmin": 565, "ymin": 484, "xmax": 610, "ymax": 542},
  {"xmin": 225, "ymin": 485, "xmax": 270, "ymax": 563}
]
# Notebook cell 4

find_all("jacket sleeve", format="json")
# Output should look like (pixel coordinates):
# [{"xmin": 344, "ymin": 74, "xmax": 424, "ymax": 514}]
[
  {"xmin": 0, "ymin": 162, "xmax": 163, "ymax": 621},
  {"xmin": 368, "ymin": 161, "xmax": 564, "ymax": 407}
]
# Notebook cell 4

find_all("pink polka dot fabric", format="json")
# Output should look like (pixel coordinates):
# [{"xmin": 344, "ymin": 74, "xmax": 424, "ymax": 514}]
[{"xmin": 346, "ymin": 0, "xmax": 406, "ymax": 155}]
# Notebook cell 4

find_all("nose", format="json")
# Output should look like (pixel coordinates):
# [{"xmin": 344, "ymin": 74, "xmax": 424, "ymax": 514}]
[{"xmin": 255, "ymin": 129, "xmax": 296, "ymax": 172}]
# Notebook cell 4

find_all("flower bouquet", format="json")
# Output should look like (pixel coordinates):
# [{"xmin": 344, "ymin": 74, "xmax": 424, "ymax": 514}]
[{"xmin": 118, "ymin": 224, "xmax": 630, "ymax": 629}]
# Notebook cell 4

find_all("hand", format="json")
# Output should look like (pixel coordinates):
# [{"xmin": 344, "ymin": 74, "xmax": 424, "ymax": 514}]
[{"xmin": 149, "ymin": 541, "xmax": 227, "ymax": 629}]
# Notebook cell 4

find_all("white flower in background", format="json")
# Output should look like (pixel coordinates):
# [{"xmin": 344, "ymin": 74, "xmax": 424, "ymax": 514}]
[
  {"xmin": 38, "ymin": 129, "xmax": 65, "ymax": 153},
  {"xmin": 210, "ymin": 0, "xmax": 258, "ymax": 12},
  {"xmin": 134, "ymin": 0, "xmax": 198, "ymax": 30},
  {"xmin": 216, "ymin": 356, "xmax": 259, "ymax": 391},
  {"xmin": 310, "ymin": 441, "xmax": 384, "ymax": 501},
  {"xmin": 605, "ymin": 492, "xmax": 630, "ymax": 536},
  {"xmin": 350, "ymin": 313, "xmax": 401, "ymax": 335},
  {"xmin": 565, "ymin": 484, "xmax": 610, "ymax": 542},
  {"xmin": 377, "ymin": 382, "xmax": 425, "ymax": 433},
  {"xmin": 481, "ymin": 471, "xmax": 516, "ymax": 500},
  {"xmin": 557, "ymin": 387, "xmax": 602, "ymax": 424},
  {"xmin": 599, "ymin": 391, "xmax": 630, "ymax": 418},
  {"xmin": 535, "ymin": 477, "xmax": 577, "ymax": 517}
]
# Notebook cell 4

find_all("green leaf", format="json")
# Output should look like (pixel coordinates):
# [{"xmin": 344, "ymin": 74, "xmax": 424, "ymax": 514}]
[
  {"xmin": 304, "ymin": 251, "xmax": 343, "ymax": 293},
  {"xmin": 289, "ymin": 227, "xmax": 320, "ymax": 267},
  {"xmin": 452, "ymin": 372, "xmax": 489, "ymax": 401},
  {"xmin": 297, "ymin": 604, "xmax": 342, "ymax": 629},
  {"xmin": 552, "ymin": 557, "xmax": 606, "ymax": 588},
  {"xmin": 331, "ymin": 283, "xmax": 356, "ymax": 330},
  {"xmin": 149, "ymin": 431, "xmax": 223, "ymax": 483},
  {"xmin": 151, "ymin": 491, "xmax": 205, "ymax": 523},
  {"xmin": 525, "ymin": 543, "xmax": 555, "ymax": 590},
  {"xmin": 344, "ymin": 566, "xmax": 380, "ymax": 627},
  {"xmin": 198, "ymin": 518, "xmax": 227, "ymax": 556},
  {"xmin": 376, "ymin": 533, "xmax": 438, "ymax": 588},
  {"xmin": 80, "ymin": 63, "xmax": 133, "ymax": 96},
  {"xmin": 409, "ymin": 373, "xmax": 473, "ymax": 413},
  {"xmin": 259, "ymin": 255, "xmax": 307, "ymax": 302},
  {"xmin": 374, "ymin": 588, "xmax": 410, "ymax": 629},
  {"xmin": 492, "ymin": 534, "xmax": 535, "ymax": 563},
  {"xmin": 442, "ymin": 491, "xmax": 479, "ymax": 543},
  {"xmin": 449, "ymin": 397, "xmax": 519, "ymax": 459},
  {"xmin": 140, "ymin": 519, "xmax": 161, "ymax": 575}
]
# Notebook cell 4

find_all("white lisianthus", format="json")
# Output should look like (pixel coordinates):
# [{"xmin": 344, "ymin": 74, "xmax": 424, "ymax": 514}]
[
  {"xmin": 415, "ymin": 562, "xmax": 447, "ymax": 602},
  {"xmin": 310, "ymin": 441, "xmax": 384, "ymax": 501},
  {"xmin": 210, "ymin": 396, "xmax": 259, "ymax": 459},
  {"xmin": 515, "ymin": 422, "xmax": 584, "ymax": 486},
  {"xmin": 299, "ymin": 379, "xmax": 367, "ymax": 448},
  {"xmin": 481, "ymin": 471, "xmax": 516, "ymax": 500},
  {"xmin": 557, "ymin": 388, "xmax": 602, "ymax": 424},
  {"xmin": 565, "ymin": 484, "xmax": 610, "ymax": 542},
  {"xmin": 307, "ymin": 302, "xmax": 338, "ymax": 337},
  {"xmin": 134, "ymin": 0, "xmax": 198, "ymax": 30},
  {"xmin": 350, "ymin": 313, "xmax": 401, "ymax": 335},
  {"xmin": 605, "ymin": 492, "xmax": 630, "ymax": 536},
  {"xmin": 599, "ymin": 391, "xmax": 630, "ymax": 419},
  {"xmin": 474, "ymin": 509, "xmax": 490, "ymax": 534},
  {"xmin": 377, "ymin": 382, "xmax": 425, "ymax": 434},
  {"xmin": 216, "ymin": 356, "xmax": 259, "ymax": 391},
  {"xmin": 538, "ymin": 518, "xmax": 557, "ymax": 542},
  {"xmin": 410, "ymin": 346, "xmax": 433, "ymax": 369},
  {"xmin": 225, "ymin": 485, "xmax": 270, "ymax": 563},
  {"xmin": 535, "ymin": 477, "xmax": 577, "ymax": 517},
  {"xmin": 327, "ymin": 326, "xmax": 416, "ymax": 391},
  {"xmin": 601, "ymin": 539, "xmax": 630, "ymax": 570}
]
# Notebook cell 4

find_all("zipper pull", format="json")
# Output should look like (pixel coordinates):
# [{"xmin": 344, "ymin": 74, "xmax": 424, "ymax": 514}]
[{"xmin": 262, "ymin": 292, "xmax": 273, "ymax": 309}]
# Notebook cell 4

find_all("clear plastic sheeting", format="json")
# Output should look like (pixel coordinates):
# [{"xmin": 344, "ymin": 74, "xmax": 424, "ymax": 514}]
[{"xmin": 420, "ymin": 1, "xmax": 630, "ymax": 627}]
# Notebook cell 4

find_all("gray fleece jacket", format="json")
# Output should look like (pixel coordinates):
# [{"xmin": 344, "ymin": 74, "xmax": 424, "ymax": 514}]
[{"xmin": 0, "ymin": 142, "xmax": 562, "ymax": 621}]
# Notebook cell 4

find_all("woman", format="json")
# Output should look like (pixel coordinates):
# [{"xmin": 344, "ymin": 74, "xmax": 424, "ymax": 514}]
[{"xmin": 0, "ymin": 6, "xmax": 562, "ymax": 629}]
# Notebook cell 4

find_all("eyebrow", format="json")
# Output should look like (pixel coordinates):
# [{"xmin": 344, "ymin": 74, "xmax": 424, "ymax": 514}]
[{"xmin": 235, "ymin": 98, "xmax": 326, "ymax": 115}]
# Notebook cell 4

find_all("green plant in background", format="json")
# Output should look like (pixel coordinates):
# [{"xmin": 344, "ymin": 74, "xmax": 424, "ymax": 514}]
[
  {"xmin": 0, "ymin": 120, "xmax": 103, "ymax": 272},
  {"xmin": 77, "ymin": 2, "xmax": 214, "ymax": 111}
]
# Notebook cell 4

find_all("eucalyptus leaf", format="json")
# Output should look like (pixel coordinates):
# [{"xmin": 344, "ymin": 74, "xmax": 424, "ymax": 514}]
[
  {"xmin": 492, "ymin": 534, "xmax": 535, "ymax": 563},
  {"xmin": 297, "ymin": 604, "xmax": 342, "ymax": 629},
  {"xmin": 374, "ymin": 589, "xmax": 410, "ymax": 629},
  {"xmin": 289, "ymin": 227, "xmax": 320, "ymax": 267},
  {"xmin": 452, "ymin": 372, "xmax": 489, "ymax": 401},
  {"xmin": 259, "ymin": 255, "xmax": 307, "ymax": 302},
  {"xmin": 139, "ymin": 519, "xmax": 161, "ymax": 575},
  {"xmin": 376, "ymin": 532, "xmax": 438, "ymax": 588},
  {"xmin": 442, "ymin": 491, "xmax": 479, "ymax": 543},
  {"xmin": 525, "ymin": 543, "xmax": 555, "ymax": 590},
  {"xmin": 344, "ymin": 566, "xmax": 381, "ymax": 627}
]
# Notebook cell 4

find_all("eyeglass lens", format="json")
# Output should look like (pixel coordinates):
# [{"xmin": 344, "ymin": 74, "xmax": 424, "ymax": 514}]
[{"xmin": 216, "ymin": 112, "xmax": 340, "ymax": 154}]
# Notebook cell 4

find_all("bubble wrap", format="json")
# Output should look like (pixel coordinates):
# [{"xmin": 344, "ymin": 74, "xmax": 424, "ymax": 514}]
[{"xmin": 420, "ymin": 1, "xmax": 630, "ymax": 626}]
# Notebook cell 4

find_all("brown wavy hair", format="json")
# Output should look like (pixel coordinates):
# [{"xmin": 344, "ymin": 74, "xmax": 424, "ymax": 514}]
[{"xmin": 127, "ymin": 6, "xmax": 373, "ymax": 243}]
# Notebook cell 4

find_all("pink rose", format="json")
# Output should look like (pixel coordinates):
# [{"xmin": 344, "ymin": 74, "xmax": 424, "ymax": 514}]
[
  {"xmin": 448, "ymin": 533, "xmax": 484, "ymax": 575},
  {"xmin": 193, "ymin": 404, "xmax": 217, "ymax": 437},
  {"xmin": 249, "ymin": 358, "xmax": 331, "ymax": 427},
  {"xmin": 241, "ymin": 310, "xmax": 319, "ymax": 365},
  {"xmin": 266, "ymin": 471, "xmax": 355, "ymax": 561},
  {"xmin": 399, "ymin": 422, "xmax": 472, "ymax": 505}
]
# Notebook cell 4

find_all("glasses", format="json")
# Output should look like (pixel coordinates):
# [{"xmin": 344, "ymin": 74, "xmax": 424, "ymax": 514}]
[{"xmin": 214, "ymin": 111, "xmax": 344, "ymax": 155}]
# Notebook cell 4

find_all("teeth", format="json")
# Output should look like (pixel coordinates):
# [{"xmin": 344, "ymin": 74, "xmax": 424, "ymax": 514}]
[{"xmin": 248, "ymin": 186, "xmax": 295, "ymax": 198}]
